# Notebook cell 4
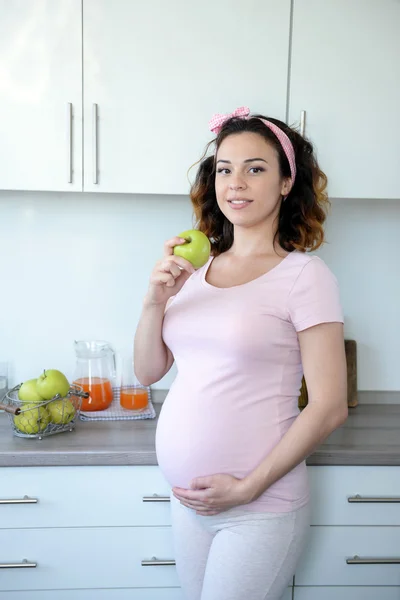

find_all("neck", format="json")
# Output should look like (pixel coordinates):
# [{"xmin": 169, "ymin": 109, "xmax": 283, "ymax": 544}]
[{"xmin": 228, "ymin": 217, "xmax": 284, "ymax": 258}]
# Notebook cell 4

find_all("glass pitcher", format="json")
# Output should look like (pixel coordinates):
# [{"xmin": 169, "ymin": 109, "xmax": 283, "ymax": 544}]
[{"xmin": 73, "ymin": 340, "xmax": 116, "ymax": 411}]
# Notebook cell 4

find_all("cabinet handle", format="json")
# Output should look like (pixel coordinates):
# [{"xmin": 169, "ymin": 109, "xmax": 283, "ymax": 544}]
[
  {"xmin": 0, "ymin": 559, "xmax": 37, "ymax": 569},
  {"xmin": 348, "ymin": 495, "xmax": 400, "ymax": 503},
  {"xmin": 0, "ymin": 495, "xmax": 38, "ymax": 504},
  {"xmin": 300, "ymin": 110, "xmax": 306, "ymax": 136},
  {"xmin": 347, "ymin": 555, "xmax": 400, "ymax": 565},
  {"xmin": 142, "ymin": 495, "xmax": 170, "ymax": 502},
  {"xmin": 67, "ymin": 102, "xmax": 73, "ymax": 183},
  {"xmin": 92, "ymin": 103, "xmax": 98, "ymax": 184},
  {"xmin": 141, "ymin": 557, "xmax": 176, "ymax": 566}
]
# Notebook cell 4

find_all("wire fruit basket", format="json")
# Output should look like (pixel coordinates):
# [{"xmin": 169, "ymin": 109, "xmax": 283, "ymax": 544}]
[{"xmin": 0, "ymin": 384, "xmax": 89, "ymax": 440}]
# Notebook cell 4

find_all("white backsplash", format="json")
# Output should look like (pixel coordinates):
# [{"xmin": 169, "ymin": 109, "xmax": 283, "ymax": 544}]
[{"xmin": 0, "ymin": 191, "xmax": 399, "ymax": 394}]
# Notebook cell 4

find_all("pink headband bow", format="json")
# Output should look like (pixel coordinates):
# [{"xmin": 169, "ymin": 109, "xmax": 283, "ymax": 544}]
[{"xmin": 208, "ymin": 106, "xmax": 296, "ymax": 185}]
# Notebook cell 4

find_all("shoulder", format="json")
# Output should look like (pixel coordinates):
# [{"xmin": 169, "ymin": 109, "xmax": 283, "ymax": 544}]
[
  {"xmin": 288, "ymin": 252, "xmax": 339, "ymax": 289},
  {"xmin": 286, "ymin": 252, "xmax": 343, "ymax": 332}
]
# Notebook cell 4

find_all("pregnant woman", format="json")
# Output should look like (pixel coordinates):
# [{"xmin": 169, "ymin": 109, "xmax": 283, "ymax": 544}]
[{"xmin": 134, "ymin": 107, "xmax": 348, "ymax": 600}]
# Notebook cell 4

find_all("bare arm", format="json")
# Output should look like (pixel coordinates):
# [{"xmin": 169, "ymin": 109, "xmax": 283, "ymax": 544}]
[
  {"xmin": 243, "ymin": 321, "xmax": 348, "ymax": 501},
  {"xmin": 134, "ymin": 302, "xmax": 175, "ymax": 386},
  {"xmin": 134, "ymin": 237, "xmax": 195, "ymax": 386}
]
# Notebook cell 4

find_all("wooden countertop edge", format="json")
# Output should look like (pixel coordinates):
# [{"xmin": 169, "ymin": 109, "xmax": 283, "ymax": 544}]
[
  {"xmin": 2, "ymin": 454, "xmax": 400, "ymax": 468},
  {"xmin": 1, "ymin": 393, "xmax": 400, "ymax": 468}
]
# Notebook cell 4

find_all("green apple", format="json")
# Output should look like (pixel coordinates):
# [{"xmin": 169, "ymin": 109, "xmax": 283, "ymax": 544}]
[
  {"xmin": 18, "ymin": 379, "xmax": 45, "ymax": 403},
  {"xmin": 173, "ymin": 229, "xmax": 211, "ymax": 269},
  {"xmin": 36, "ymin": 369, "xmax": 70, "ymax": 400},
  {"xmin": 47, "ymin": 399, "xmax": 75, "ymax": 424},
  {"xmin": 14, "ymin": 403, "xmax": 50, "ymax": 434}
]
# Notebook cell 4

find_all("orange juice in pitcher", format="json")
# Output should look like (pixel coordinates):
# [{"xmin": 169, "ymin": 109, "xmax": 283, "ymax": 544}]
[
  {"xmin": 73, "ymin": 341, "xmax": 116, "ymax": 411},
  {"xmin": 74, "ymin": 377, "xmax": 113, "ymax": 411}
]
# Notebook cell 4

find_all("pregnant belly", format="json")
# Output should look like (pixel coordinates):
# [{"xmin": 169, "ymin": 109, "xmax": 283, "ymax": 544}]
[{"xmin": 155, "ymin": 392, "xmax": 280, "ymax": 489}]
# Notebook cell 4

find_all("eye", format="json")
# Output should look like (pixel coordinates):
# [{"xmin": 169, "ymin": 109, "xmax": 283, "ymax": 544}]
[
  {"xmin": 216, "ymin": 168, "xmax": 231, "ymax": 175},
  {"xmin": 249, "ymin": 167, "xmax": 265, "ymax": 174}
]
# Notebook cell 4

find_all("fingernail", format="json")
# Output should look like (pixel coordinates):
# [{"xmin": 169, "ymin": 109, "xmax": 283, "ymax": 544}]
[{"xmin": 180, "ymin": 238, "xmax": 187, "ymax": 243}]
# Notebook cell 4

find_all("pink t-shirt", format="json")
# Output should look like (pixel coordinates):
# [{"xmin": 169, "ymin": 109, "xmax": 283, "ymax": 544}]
[{"xmin": 156, "ymin": 250, "xmax": 344, "ymax": 512}]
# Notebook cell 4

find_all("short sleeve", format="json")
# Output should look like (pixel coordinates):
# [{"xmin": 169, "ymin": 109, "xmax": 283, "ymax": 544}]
[{"xmin": 288, "ymin": 257, "xmax": 344, "ymax": 332}]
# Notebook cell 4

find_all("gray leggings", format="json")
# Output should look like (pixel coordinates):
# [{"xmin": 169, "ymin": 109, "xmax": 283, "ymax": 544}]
[{"xmin": 170, "ymin": 493, "xmax": 310, "ymax": 600}]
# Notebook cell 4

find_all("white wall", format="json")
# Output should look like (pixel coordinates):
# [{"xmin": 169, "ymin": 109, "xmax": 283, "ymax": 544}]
[
  {"xmin": 315, "ymin": 198, "xmax": 400, "ymax": 392},
  {"xmin": 0, "ymin": 191, "xmax": 399, "ymax": 393}
]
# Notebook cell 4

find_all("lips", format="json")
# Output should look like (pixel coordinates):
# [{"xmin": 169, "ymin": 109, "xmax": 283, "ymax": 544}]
[{"xmin": 227, "ymin": 199, "xmax": 253, "ymax": 209}]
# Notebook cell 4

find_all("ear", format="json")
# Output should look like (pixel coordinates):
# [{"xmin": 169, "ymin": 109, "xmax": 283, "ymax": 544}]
[{"xmin": 280, "ymin": 177, "xmax": 292, "ymax": 197}]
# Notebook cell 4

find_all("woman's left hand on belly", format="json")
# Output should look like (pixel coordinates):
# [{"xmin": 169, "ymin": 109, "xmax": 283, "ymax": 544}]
[{"xmin": 172, "ymin": 474, "xmax": 251, "ymax": 515}]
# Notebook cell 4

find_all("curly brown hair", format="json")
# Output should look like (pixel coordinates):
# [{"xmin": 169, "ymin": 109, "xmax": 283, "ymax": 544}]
[{"xmin": 189, "ymin": 113, "xmax": 330, "ymax": 256}]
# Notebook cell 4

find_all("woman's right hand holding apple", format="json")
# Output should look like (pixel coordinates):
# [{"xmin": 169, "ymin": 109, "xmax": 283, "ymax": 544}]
[{"xmin": 145, "ymin": 237, "xmax": 195, "ymax": 307}]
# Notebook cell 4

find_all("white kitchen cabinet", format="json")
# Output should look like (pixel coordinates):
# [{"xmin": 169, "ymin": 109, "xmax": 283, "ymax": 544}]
[
  {"xmin": 294, "ymin": 588, "xmax": 400, "ymax": 600},
  {"xmin": 308, "ymin": 465, "xmax": 400, "ymax": 525},
  {"xmin": 0, "ymin": 592, "xmax": 292, "ymax": 600},
  {"xmin": 0, "ymin": 0, "xmax": 83, "ymax": 192},
  {"xmin": 289, "ymin": 0, "xmax": 400, "ymax": 199},
  {"xmin": 1, "ymin": 464, "xmax": 397, "ymax": 595},
  {"xmin": 0, "ymin": 592, "xmax": 184, "ymax": 600},
  {"xmin": 0, "ymin": 522, "xmax": 292, "ymax": 596},
  {"xmin": 0, "ymin": 526, "xmax": 178, "ymax": 590},
  {"xmin": 297, "ymin": 467, "xmax": 400, "ymax": 594},
  {"xmin": 0, "ymin": 465, "xmax": 172, "ymax": 528},
  {"xmin": 295, "ymin": 526, "xmax": 400, "ymax": 586},
  {"xmin": 83, "ymin": 0, "xmax": 291, "ymax": 194}
]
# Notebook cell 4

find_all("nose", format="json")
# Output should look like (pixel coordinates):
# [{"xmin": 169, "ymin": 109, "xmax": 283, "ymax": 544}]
[{"xmin": 229, "ymin": 175, "xmax": 247, "ymax": 191}]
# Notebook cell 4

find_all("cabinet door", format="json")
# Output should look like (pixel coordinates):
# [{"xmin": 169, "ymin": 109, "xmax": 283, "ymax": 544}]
[
  {"xmin": 308, "ymin": 466, "xmax": 400, "ymax": 525},
  {"xmin": 0, "ymin": 591, "xmax": 184, "ymax": 600},
  {"xmin": 83, "ymin": 0, "xmax": 291, "ymax": 194},
  {"xmin": 294, "ymin": 588, "xmax": 400, "ymax": 600},
  {"xmin": 289, "ymin": 0, "xmax": 400, "ymax": 199},
  {"xmin": 0, "ymin": 466, "xmax": 172, "ymax": 528},
  {"xmin": 0, "ymin": 591, "xmax": 292, "ymax": 600},
  {"xmin": 295, "ymin": 526, "xmax": 400, "ymax": 586},
  {"xmin": 0, "ymin": 527, "xmax": 178, "ymax": 590},
  {"xmin": 0, "ymin": 1, "xmax": 82, "ymax": 191}
]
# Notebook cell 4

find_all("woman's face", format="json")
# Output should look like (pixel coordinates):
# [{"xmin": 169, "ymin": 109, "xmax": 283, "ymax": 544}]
[{"xmin": 215, "ymin": 132, "xmax": 291, "ymax": 229}]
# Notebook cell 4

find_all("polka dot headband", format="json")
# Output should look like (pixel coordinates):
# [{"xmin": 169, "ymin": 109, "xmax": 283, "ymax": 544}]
[{"xmin": 208, "ymin": 106, "xmax": 296, "ymax": 185}]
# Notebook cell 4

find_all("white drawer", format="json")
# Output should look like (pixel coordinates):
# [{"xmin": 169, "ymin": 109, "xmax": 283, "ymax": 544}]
[
  {"xmin": 0, "ymin": 591, "xmax": 184, "ymax": 600},
  {"xmin": 295, "ymin": 526, "xmax": 400, "ymax": 586},
  {"xmin": 294, "ymin": 587, "xmax": 400, "ymax": 600},
  {"xmin": 309, "ymin": 466, "xmax": 400, "ymax": 525},
  {"xmin": 0, "ymin": 526, "xmax": 179, "ymax": 590},
  {"xmin": 0, "ymin": 466, "xmax": 172, "ymax": 528}
]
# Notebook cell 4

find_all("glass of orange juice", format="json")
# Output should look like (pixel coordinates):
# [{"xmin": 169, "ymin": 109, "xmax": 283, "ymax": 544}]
[{"xmin": 120, "ymin": 358, "xmax": 149, "ymax": 411}]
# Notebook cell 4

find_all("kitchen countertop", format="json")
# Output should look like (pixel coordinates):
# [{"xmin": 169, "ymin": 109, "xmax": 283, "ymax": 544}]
[{"xmin": 1, "ymin": 392, "xmax": 400, "ymax": 467}]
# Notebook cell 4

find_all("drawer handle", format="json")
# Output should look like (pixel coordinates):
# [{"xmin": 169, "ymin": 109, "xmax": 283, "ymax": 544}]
[
  {"xmin": 300, "ymin": 110, "xmax": 306, "ymax": 136},
  {"xmin": 141, "ymin": 557, "xmax": 176, "ymax": 566},
  {"xmin": 0, "ymin": 559, "xmax": 37, "ymax": 569},
  {"xmin": 67, "ymin": 102, "xmax": 73, "ymax": 183},
  {"xmin": 142, "ymin": 495, "xmax": 170, "ymax": 503},
  {"xmin": 347, "ymin": 555, "xmax": 400, "ymax": 564},
  {"xmin": 348, "ymin": 495, "xmax": 400, "ymax": 503},
  {"xmin": 92, "ymin": 103, "xmax": 98, "ymax": 184},
  {"xmin": 0, "ymin": 495, "xmax": 38, "ymax": 505}
]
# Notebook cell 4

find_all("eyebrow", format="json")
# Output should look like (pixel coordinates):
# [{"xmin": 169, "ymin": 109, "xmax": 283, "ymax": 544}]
[{"xmin": 216, "ymin": 158, "xmax": 268, "ymax": 164}]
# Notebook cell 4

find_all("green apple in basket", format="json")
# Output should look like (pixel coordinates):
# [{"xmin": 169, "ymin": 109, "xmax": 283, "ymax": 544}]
[
  {"xmin": 47, "ymin": 399, "xmax": 76, "ymax": 425},
  {"xmin": 18, "ymin": 378, "xmax": 45, "ymax": 403},
  {"xmin": 36, "ymin": 369, "xmax": 70, "ymax": 400},
  {"xmin": 14, "ymin": 403, "xmax": 50, "ymax": 434}
]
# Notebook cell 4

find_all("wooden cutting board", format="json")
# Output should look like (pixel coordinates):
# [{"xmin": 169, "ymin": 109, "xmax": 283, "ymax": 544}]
[{"xmin": 298, "ymin": 339, "xmax": 358, "ymax": 409}]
